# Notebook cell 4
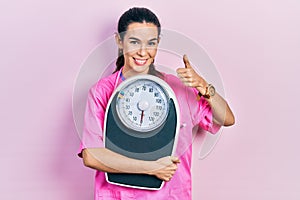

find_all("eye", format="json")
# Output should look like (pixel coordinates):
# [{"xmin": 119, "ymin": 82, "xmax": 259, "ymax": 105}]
[
  {"xmin": 148, "ymin": 41, "xmax": 157, "ymax": 46},
  {"xmin": 129, "ymin": 40, "xmax": 139, "ymax": 45}
]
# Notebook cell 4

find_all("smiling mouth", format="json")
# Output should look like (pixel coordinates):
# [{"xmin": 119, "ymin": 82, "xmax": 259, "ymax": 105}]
[{"xmin": 134, "ymin": 58, "xmax": 148, "ymax": 66}]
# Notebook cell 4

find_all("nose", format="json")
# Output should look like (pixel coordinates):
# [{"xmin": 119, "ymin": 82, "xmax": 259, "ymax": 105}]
[{"xmin": 137, "ymin": 44, "xmax": 147, "ymax": 57}]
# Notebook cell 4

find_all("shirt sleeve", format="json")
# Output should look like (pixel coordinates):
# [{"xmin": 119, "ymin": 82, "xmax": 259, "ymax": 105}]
[
  {"xmin": 77, "ymin": 85, "xmax": 106, "ymax": 157},
  {"xmin": 187, "ymin": 88, "xmax": 220, "ymax": 134}
]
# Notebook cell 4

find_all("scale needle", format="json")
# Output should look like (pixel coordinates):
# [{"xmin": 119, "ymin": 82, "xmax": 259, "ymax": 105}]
[{"xmin": 140, "ymin": 110, "xmax": 144, "ymax": 125}]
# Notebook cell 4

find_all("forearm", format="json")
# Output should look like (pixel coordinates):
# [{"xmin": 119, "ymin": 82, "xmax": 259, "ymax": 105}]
[
  {"xmin": 82, "ymin": 148, "xmax": 154, "ymax": 174},
  {"xmin": 82, "ymin": 148, "xmax": 180, "ymax": 182},
  {"xmin": 205, "ymin": 92, "xmax": 235, "ymax": 126}
]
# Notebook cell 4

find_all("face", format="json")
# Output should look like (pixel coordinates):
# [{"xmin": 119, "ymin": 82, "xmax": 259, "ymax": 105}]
[{"xmin": 116, "ymin": 22, "xmax": 160, "ymax": 77}]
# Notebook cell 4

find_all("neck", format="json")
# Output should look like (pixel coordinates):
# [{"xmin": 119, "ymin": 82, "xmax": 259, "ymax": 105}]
[{"xmin": 121, "ymin": 68, "xmax": 149, "ymax": 79}]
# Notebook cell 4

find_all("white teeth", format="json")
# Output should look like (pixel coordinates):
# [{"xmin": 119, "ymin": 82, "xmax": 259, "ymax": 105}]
[{"xmin": 135, "ymin": 59, "xmax": 147, "ymax": 65}]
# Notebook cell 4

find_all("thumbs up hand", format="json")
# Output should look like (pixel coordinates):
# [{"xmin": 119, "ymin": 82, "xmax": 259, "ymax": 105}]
[{"xmin": 176, "ymin": 54, "xmax": 208, "ymax": 96}]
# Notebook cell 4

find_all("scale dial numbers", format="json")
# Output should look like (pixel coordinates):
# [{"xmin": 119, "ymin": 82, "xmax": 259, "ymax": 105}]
[{"xmin": 116, "ymin": 79, "xmax": 169, "ymax": 132}]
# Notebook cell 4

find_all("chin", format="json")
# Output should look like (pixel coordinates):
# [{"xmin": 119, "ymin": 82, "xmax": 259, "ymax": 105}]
[
  {"xmin": 132, "ymin": 65, "xmax": 150, "ymax": 74},
  {"xmin": 130, "ymin": 60, "xmax": 152, "ymax": 72}
]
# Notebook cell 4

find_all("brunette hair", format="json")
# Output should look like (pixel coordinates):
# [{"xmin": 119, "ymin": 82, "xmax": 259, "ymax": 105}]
[{"xmin": 114, "ymin": 7, "xmax": 163, "ymax": 77}]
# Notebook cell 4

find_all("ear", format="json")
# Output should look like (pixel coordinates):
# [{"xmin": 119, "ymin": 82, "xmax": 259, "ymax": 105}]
[{"xmin": 115, "ymin": 33, "xmax": 123, "ymax": 49}]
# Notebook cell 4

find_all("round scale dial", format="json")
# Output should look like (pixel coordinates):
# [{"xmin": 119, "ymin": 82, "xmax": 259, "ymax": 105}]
[{"xmin": 116, "ymin": 79, "xmax": 169, "ymax": 132}]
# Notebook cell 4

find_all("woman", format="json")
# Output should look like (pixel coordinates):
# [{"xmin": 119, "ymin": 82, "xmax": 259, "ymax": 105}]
[{"xmin": 79, "ymin": 7, "xmax": 235, "ymax": 200}]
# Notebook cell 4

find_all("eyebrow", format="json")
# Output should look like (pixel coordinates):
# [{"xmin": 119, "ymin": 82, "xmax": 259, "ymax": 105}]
[{"xmin": 128, "ymin": 37, "xmax": 158, "ymax": 41}]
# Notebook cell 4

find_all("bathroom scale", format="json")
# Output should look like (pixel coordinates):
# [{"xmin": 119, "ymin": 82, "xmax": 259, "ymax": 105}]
[{"xmin": 103, "ymin": 74, "xmax": 180, "ymax": 190}]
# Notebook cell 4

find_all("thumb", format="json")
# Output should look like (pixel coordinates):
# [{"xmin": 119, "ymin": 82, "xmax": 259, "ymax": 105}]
[{"xmin": 183, "ymin": 54, "xmax": 192, "ymax": 69}]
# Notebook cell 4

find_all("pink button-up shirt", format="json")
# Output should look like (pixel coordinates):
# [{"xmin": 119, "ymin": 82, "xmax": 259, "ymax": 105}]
[{"xmin": 78, "ymin": 70, "xmax": 218, "ymax": 200}]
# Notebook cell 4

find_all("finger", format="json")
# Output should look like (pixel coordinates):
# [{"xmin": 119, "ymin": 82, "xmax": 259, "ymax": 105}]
[
  {"xmin": 180, "ymin": 77, "xmax": 194, "ymax": 83},
  {"xmin": 177, "ymin": 70, "xmax": 193, "ymax": 78},
  {"xmin": 183, "ymin": 54, "xmax": 192, "ymax": 69},
  {"xmin": 177, "ymin": 70, "xmax": 194, "ymax": 80},
  {"xmin": 183, "ymin": 82, "xmax": 193, "ymax": 87},
  {"xmin": 168, "ymin": 163, "xmax": 178, "ymax": 170},
  {"xmin": 176, "ymin": 67, "xmax": 190, "ymax": 74},
  {"xmin": 170, "ymin": 156, "xmax": 180, "ymax": 163},
  {"xmin": 180, "ymin": 78, "xmax": 195, "ymax": 87},
  {"xmin": 176, "ymin": 68, "xmax": 186, "ymax": 74},
  {"xmin": 166, "ymin": 175, "xmax": 173, "ymax": 181}
]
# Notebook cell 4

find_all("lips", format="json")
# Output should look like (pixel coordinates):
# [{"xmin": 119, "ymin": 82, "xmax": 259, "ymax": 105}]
[{"xmin": 133, "ymin": 58, "xmax": 147, "ymax": 66}]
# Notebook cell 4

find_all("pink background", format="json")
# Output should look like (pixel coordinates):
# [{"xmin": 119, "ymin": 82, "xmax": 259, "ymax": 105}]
[{"xmin": 1, "ymin": 0, "xmax": 299, "ymax": 199}]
